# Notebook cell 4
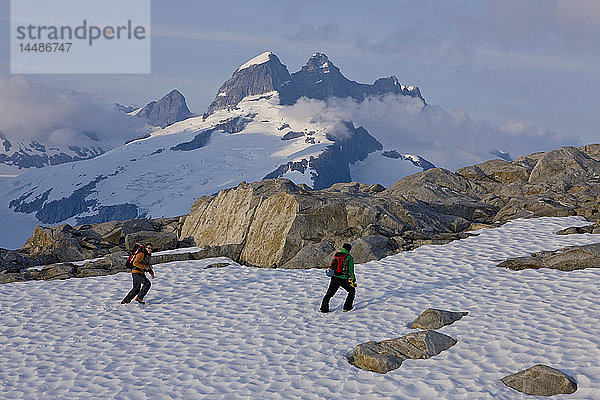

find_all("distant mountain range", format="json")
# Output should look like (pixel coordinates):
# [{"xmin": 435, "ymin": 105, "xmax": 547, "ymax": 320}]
[{"xmin": 1, "ymin": 51, "xmax": 434, "ymax": 239}]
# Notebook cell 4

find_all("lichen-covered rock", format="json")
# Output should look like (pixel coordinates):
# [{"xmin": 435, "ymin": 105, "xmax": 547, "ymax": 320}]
[
  {"xmin": 501, "ymin": 364, "xmax": 577, "ymax": 396},
  {"xmin": 21, "ymin": 225, "xmax": 84, "ymax": 262},
  {"xmin": 348, "ymin": 330, "xmax": 457, "ymax": 374},
  {"xmin": 411, "ymin": 308, "xmax": 469, "ymax": 330}
]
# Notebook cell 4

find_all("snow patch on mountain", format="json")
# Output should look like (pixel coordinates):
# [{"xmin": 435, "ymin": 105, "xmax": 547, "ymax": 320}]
[{"xmin": 237, "ymin": 51, "xmax": 274, "ymax": 71}]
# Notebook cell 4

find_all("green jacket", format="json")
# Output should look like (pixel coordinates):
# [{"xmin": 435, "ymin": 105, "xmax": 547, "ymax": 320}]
[{"xmin": 334, "ymin": 248, "xmax": 355, "ymax": 281}]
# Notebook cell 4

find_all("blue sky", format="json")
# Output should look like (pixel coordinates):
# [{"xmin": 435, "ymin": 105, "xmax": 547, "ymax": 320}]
[{"xmin": 1, "ymin": 0, "xmax": 599, "ymax": 150}]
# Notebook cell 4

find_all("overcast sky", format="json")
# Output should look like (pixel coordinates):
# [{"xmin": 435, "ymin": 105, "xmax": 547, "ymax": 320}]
[{"xmin": 1, "ymin": 0, "xmax": 599, "ymax": 156}]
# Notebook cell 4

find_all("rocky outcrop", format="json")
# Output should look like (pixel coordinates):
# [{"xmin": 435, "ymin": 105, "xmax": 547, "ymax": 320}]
[
  {"xmin": 135, "ymin": 89, "xmax": 193, "ymax": 127},
  {"xmin": 180, "ymin": 179, "xmax": 485, "ymax": 268},
  {"xmin": 501, "ymin": 365, "xmax": 577, "ymax": 396},
  {"xmin": 411, "ymin": 308, "xmax": 469, "ymax": 330},
  {"xmin": 497, "ymin": 243, "xmax": 600, "ymax": 271},
  {"xmin": 348, "ymin": 330, "xmax": 457, "ymax": 373},
  {"xmin": 179, "ymin": 144, "xmax": 600, "ymax": 270}
]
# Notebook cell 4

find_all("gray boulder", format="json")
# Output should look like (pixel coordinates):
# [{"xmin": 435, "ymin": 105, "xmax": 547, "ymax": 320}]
[
  {"xmin": 282, "ymin": 241, "xmax": 334, "ymax": 269},
  {"xmin": 349, "ymin": 235, "xmax": 390, "ymax": 263},
  {"xmin": 501, "ymin": 364, "xmax": 577, "ymax": 396},
  {"xmin": 411, "ymin": 308, "xmax": 469, "ymax": 330},
  {"xmin": 348, "ymin": 330, "xmax": 457, "ymax": 374},
  {"xmin": 124, "ymin": 231, "xmax": 178, "ymax": 251}
]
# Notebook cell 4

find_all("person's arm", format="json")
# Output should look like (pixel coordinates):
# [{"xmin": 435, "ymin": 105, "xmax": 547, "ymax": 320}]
[{"xmin": 349, "ymin": 255, "xmax": 355, "ymax": 282}]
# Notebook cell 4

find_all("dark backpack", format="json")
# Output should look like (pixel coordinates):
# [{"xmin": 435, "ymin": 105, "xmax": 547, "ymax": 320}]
[
  {"xmin": 125, "ymin": 242, "xmax": 145, "ymax": 268},
  {"xmin": 330, "ymin": 252, "xmax": 349, "ymax": 276}
]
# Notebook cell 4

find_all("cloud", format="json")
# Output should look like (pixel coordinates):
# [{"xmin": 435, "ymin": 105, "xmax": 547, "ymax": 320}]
[
  {"xmin": 0, "ymin": 74, "xmax": 146, "ymax": 149},
  {"xmin": 284, "ymin": 94, "xmax": 578, "ymax": 170},
  {"xmin": 287, "ymin": 23, "xmax": 340, "ymax": 43},
  {"xmin": 352, "ymin": 0, "xmax": 600, "ymax": 67}
]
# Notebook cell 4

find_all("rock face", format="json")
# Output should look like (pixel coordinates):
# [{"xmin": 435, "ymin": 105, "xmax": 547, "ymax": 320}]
[
  {"xmin": 278, "ymin": 53, "xmax": 425, "ymax": 106},
  {"xmin": 205, "ymin": 52, "xmax": 291, "ymax": 117},
  {"xmin": 348, "ymin": 330, "xmax": 457, "ymax": 373},
  {"xmin": 411, "ymin": 308, "xmax": 469, "ymax": 330},
  {"xmin": 180, "ymin": 179, "xmax": 485, "ymax": 268},
  {"xmin": 498, "ymin": 243, "xmax": 600, "ymax": 271},
  {"xmin": 135, "ymin": 89, "xmax": 193, "ymax": 127},
  {"xmin": 501, "ymin": 364, "xmax": 577, "ymax": 396}
]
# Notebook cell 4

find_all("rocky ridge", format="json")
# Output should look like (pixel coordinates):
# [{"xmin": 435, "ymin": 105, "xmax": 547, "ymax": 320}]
[{"xmin": 180, "ymin": 144, "xmax": 600, "ymax": 269}]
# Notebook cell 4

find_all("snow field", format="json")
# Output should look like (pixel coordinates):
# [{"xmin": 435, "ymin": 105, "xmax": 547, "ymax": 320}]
[{"xmin": 1, "ymin": 216, "xmax": 600, "ymax": 399}]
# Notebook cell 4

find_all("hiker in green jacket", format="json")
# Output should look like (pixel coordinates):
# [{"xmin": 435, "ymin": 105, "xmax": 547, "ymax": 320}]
[{"xmin": 320, "ymin": 243, "xmax": 356, "ymax": 313}]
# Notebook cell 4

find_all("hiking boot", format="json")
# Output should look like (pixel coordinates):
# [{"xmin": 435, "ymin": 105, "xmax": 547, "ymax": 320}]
[{"xmin": 135, "ymin": 297, "xmax": 145, "ymax": 305}]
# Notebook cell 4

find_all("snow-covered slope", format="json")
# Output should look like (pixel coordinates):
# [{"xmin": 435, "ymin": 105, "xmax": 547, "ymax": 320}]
[{"xmin": 1, "ymin": 216, "xmax": 599, "ymax": 398}]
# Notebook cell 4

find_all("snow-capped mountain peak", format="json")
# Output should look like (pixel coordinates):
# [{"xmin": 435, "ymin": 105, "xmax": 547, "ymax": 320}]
[{"xmin": 236, "ymin": 51, "xmax": 275, "ymax": 71}]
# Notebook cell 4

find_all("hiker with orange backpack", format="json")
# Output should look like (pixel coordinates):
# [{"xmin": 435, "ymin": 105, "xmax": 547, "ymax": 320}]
[
  {"xmin": 121, "ymin": 243, "xmax": 154, "ymax": 305},
  {"xmin": 320, "ymin": 243, "xmax": 356, "ymax": 313}
]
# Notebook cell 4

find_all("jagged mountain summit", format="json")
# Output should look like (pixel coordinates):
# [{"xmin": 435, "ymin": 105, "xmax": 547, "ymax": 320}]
[
  {"xmin": 205, "ymin": 51, "xmax": 424, "ymax": 116},
  {"xmin": 132, "ymin": 89, "xmax": 193, "ymax": 128},
  {"xmin": 205, "ymin": 52, "xmax": 291, "ymax": 117},
  {"xmin": 0, "ymin": 51, "xmax": 434, "ymax": 241},
  {"xmin": 279, "ymin": 52, "xmax": 424, "ymax": 106}
]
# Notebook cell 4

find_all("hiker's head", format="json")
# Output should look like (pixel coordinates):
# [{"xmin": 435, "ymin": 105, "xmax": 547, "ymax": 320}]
[
  {"xmin": 343, "ymin": 243, "xmax": 352, "ymax": 252},
  {"xmin": 145, "ymin": 243, "xmax": 153, "ymax": 253}
]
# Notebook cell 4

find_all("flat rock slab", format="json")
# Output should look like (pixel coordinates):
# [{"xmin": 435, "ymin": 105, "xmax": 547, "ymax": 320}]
[
  {"xmin": 497, "ymin": 242, "xmax": 600, "ymax": 271},
  {"xmin": 348, "ymin": 330, "xmax": 457, "ymax": 374},
  {"xmin": 411, "ymin": 308, "xmax": 469, "ymax": 329},
  {"xmin": 501, "ymin": 364, "xmax": 577, "ymax": 396}
]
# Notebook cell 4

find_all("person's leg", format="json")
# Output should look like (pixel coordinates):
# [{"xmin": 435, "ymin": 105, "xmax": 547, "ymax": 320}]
[
  {"xmin": 320, "ymin": 277, "xmax": 342, "ymax": 312},
  {"xmin": 137, "ymin": 275, "xmax": 151, "ymax": 300},
  {"xmin": 122, "ymin": 274, "xmax": 142, "ymax": 303},
  {"xmin": 339, "ymin": 279, "xmax": 356, "ymax": 311}
]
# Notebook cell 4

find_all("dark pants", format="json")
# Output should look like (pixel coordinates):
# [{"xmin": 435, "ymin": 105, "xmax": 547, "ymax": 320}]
[
  {"xmin": 123, "ymin": 273, "xmax": 151, "ymax": 302},
  {"xmin": 320, "ymin": 276, "xmax": 355, "ymax": 312}
]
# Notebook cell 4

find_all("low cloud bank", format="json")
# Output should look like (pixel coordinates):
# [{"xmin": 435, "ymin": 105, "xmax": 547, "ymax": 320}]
[
  {"xmin": 0, "ymin": 74, "xmax": 146, "ymax": 149},
  {"xmin": 285, "ymin": 94, "xmax": 578, "ymax": 170}
]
